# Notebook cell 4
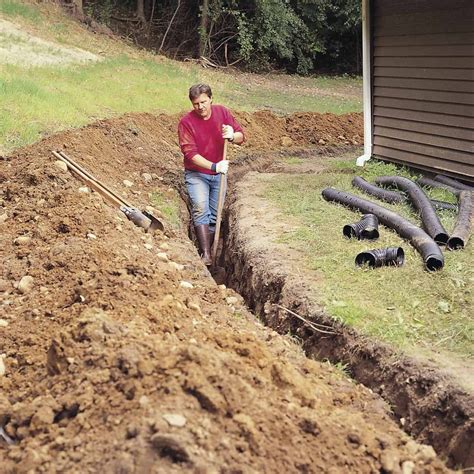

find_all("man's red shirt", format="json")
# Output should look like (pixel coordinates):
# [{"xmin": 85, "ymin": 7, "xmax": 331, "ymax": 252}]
[{"xmin": 178, "ymin": 104, "xmax": 244, "ymax": 175}]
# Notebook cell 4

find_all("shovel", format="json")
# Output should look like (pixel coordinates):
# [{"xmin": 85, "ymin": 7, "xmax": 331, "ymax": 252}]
[
  {"xmin": 210, "ymin": 140, "xmax": 228, "ymax": 283},
  {"xmin": 52, "ymin": 151, "xmax": 164, "ymax": 232}
]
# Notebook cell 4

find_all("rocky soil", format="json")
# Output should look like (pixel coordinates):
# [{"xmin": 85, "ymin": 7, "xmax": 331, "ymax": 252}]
[{"xmin": 0, "ymin": 110, "xmax": 453, "ymax": 473}]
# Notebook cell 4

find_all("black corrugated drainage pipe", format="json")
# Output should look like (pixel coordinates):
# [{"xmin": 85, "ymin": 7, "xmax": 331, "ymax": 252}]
[
  {"xmin": 343, "ymin": 214, "xmax": 379, "ymax": 240},
  {"xmin": 447, "ymin": 191, "xmax": 473, "ymax": 251},
  {"xmin": 355, "ymin": 247, "xmax": 404, "ymax": 268},
  {"xmin": 353, "ymin": 177, "xmax": 457, "ymax": 211},
  {"xmin": 352, "ymin": 176, "xmax": 405, "ymax": 204},
  {"xmin": 374, "ymin": 176, "xmax": 449, "ymax": 245},
  {"xmin": 430, "ymin": 200, "xmax": 458, "ymax": 212},
  {"xmin": 321, "ymin": 188, "xmax": 444, "ymax": 271},
  {"xmin": 417, "ymin": 177, "xmax": 461, "ymax": 197},
  {"xmin": 434, "ymin": 175, "xmax": 474, "ymax": 192}
]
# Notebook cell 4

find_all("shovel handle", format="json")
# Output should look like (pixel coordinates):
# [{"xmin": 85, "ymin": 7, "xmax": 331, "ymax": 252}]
[
  {"xmin": 53, "ymin": 151, "xmax": 125, "ymax": 208},
  {"xmin": 54, "ymin": 151, "xmax": 132, "ymax": 207},
  {"xmin": 211, "ymin": 140, "xmax": 228, "ymax": 268}
]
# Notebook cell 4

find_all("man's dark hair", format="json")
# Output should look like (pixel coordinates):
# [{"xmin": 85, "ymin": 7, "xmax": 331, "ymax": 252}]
[{"xmin": 189, "ymin": 83, "xmax": 212, "ymax": 101}]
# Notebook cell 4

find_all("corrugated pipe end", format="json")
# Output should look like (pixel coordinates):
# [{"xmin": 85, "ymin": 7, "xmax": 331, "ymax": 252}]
[
  {"xmin": 343, "ymin": 214, "xmax": 379, "ymax": 240},
  {"xmin": 447, "ymin": 237, "xmax": 464, "ymax": 251},
  {"xmin": 355, "ymin": 247, "xmax": 404, "ymax": 268},
  {"xmin": 425, "ymin": 254, "xmax": 444, "ymax": 271},
  {"xmin": 434, "ymin": 232, "xmax": 449, "ymax": 246}
]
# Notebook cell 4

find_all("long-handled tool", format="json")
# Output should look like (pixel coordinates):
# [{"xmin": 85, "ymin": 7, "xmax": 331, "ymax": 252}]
[
  {"xmin": 211, "ymin": 140, "xmax": 228, "ymax": 273},
  {"xmin": 52, "ymin": 150, "xmax": 164, "ymax": 232}
]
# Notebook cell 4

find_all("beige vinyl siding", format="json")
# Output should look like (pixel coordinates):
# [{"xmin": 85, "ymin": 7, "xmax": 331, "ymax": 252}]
[{"xmin": 372, "ymin": 0, "xmax": 474, "ymax": 181}]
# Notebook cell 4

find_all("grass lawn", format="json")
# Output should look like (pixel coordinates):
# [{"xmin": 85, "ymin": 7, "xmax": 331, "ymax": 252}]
[
  {"xmin": 263, "ymin": 157, "xmax": 473, "ymax": 360},
  {"xmin": 0, "ymin": 0, "xmax": 362, "ymax": 154}
]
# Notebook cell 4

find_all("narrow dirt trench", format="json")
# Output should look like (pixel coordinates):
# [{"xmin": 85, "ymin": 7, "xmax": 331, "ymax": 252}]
[
  {"xmin": 0, "ymin": 112, "xmax": 463, "ymax": 472},
  {"xmin": 213, "ymin": 152, "xmax": 473, "ymax": 470}
]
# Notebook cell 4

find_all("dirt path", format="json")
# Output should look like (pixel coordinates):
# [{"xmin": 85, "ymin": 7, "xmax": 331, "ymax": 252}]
[
  {"xmin": 0, "ymin": 18, "xmax": 100, "ymax": 67},
  {"xmin": 0, "ymin": 111, "xmax": 454, "ymax": 472}
]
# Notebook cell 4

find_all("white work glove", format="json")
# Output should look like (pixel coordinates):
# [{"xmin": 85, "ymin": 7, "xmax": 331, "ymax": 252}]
[
  {"xmin": 222, "ymin": 124, "xmax": 234, "ymax": 141},
  {"xmin": 216, "ymin": 160, "xmax": 229, "ymax": 174}
]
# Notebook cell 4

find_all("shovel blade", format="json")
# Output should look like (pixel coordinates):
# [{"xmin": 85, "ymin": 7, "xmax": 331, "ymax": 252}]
[{"xmin": 143, "ymin": 210, "xmax": 165, "ymax": 232}]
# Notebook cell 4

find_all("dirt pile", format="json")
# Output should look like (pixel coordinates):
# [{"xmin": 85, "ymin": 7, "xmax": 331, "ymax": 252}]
[{"xmin": 0, "ymin": 111, "xmax": 450, "ymax": 472}]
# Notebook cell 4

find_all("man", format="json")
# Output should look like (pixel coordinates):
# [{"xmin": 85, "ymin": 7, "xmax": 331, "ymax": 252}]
[{"xmin": 178, "ymin": 84, "xmax": 244, "ymax": 266}]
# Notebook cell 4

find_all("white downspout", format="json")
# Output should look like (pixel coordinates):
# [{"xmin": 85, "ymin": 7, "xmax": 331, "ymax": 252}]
[{"xmin": 356, "ymin": 0, "xmax": 372, "ymax": 166}]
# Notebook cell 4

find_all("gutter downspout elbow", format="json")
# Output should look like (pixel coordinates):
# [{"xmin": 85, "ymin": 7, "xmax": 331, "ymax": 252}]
[{"xmin": 357, "ymin": 0, "xmax": 372, "ymax": 167}]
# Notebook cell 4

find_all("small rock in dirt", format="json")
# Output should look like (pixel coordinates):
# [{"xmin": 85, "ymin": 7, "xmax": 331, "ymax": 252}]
[
  {"xmin": 0, "ymin": 279, "xmax": 11, "ymax": 292},
  {"xmin": 54, "ymin": 160, "xmax": 68, "ymax": 172},
  {"xmin": 169, "ymin": 262, "xmax": 184, "ymax": 272},
  {"xmin": 0, "ymin": 356, "xmax": 6, "ymax": 376},
  {"xmin": 78, "ymin": 186, "xmax": 90, "ymax": 194},
  {"xmin": 126, "ymin": 423, "xmax": 140, "ymax": 439},
  {"xmin": 187, "ymin": 303, "xmax": 201, "ymax": 314},
  {"xmin": 87, "ymin": 233, "xmax": 97, "ymax": 240},
  {"xmin": 299, "ymin": 418, "xmax": 321, "ymax": 436},
  {"xmin": 160, "ymin": 295, "xmax": 174, "ymax": 307},
  {"xmin": 0, "ymin": 212, "xmax": 8, "ymax": 224},
  {"xmin": 226, "ymin": 296, "xmax": 238, "ymax": 305},
  {"xmin": 144, "ymin": 243, "xmax": 153, "ymax": 250},
  {"xmin": 0, "ymin": 319, "xmax": 9, "ymax": 327},
  {"xmin": 402, "ymin": 461, "xmax": 415, "ymax": 474},
  {"xmin": 123, "ymin": 180, "xmax": 133, "ymax": 188},
  {"xmin": 157, "ymin": 252, "xmax": 169, "ymax": 262},
  {"xmin": 380, "ymin": 450, "xmax": 400, "ymax": 473},
  {"xmin": 14, "ymin": 235, "xmax": 31, "ymax": 245},
  {"xmin": 318, "ymin": 139, "xmax": 326, "ymax": 145},
  {"xmin": 180, "ymin": 281, "xmax": 193, "ymax": 289},
  {"xmin": 160, "ymin": 242, "xmax": 170, "ymax": 251},
  {"xmin": 162, "ymin": 413, "xmax": 187, "ymax": 428},
  {"xmin": 142, "ymin": 173, "xmax": 153, "ymax": 184},
  {"xmin": 347, "ymin": 432, "xmax": 361, "ymax": 446},
  {"xmin": 280, "ymin": 136, "xmax": 293, "ymax": 147},
  {"xmin": 18, "ymin": 275, "xmax": 34, "ymax": 294},
  {"xmin": 150, "ymin": 433, "xmax": 190, "ymax": 463},
  {"xmin": 139, "ymin": 395, "xmax": 149, "ymax": 407},
  {"xmin": 218, "ymin": 284, "xmax": 226, "ymax": 290}
]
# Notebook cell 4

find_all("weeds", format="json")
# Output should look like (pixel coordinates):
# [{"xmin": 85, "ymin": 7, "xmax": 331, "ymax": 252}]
[{"xmin": 150, "ymin": 190, "xmax": 181, "ymax": 229}]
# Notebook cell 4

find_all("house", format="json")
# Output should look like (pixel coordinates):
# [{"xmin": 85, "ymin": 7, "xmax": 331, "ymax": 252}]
[{"xmin": 357, "ymin": 0, "xmax": 473, "ymax": 182}]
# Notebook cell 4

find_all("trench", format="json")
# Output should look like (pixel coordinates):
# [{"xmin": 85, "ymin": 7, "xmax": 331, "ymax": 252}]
[{"xmin": 182, "ymin": 153, "xmax": 473, "ymax": 470}]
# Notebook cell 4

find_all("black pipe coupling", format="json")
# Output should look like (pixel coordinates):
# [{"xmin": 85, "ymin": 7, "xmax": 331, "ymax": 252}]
[
  {"xmin": 343, "ymin": 214, "xmax": 379, "ymax": 240},
  {"xmin": 355, "ymin": 247, "xmax": 405, "ymax": 268}
]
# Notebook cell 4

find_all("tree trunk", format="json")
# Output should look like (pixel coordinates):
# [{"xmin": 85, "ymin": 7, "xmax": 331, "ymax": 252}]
[
  {"xmin": 199, "ymin": 0, "xmax": 209, "ymax": 57},
  {"xmin": 137, "ymin": 0, "xmax": 146, "ymax": 23},
  {"xmin": 73, "ymin": 0, "xmax": 83, "ymax": 17}
]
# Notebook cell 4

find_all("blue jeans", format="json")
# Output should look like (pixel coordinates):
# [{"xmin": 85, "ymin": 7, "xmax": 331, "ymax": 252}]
[{"xmin": 185, "ymin": 170, "xmax": 227, "ymax": 230}]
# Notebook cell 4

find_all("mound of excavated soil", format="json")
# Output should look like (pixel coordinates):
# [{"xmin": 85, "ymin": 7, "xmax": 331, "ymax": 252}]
[{"xmin": 0, "ymin": 111, "xmax": 449, "ymax": 472}]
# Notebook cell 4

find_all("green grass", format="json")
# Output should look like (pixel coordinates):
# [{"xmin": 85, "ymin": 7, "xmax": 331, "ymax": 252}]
[
  {"xmin": 227, "ymin": 82, "xmax": 362, "ymax": 115},
  {"xmin": 0, "ymin": 0, "xmax": 39, "ymax": 20},
  {"xmin": 150, "ymin": 190, "xmax": 182, "ymax": 229},
  {"xmin": 0, "ymin": 1, "xmax": 362, "ymax": 154},
  {"xmin": 264, "ymin": 158, "xmax": 473, "ymax": 359},
  {"xmin": 0, "ymin": 57, "xmax": 201, "ymax": 151}
]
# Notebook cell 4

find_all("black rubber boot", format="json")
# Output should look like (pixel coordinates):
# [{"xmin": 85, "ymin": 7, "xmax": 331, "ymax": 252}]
[{"xmin": 195, "ymin": 224, "xmax": 212, "ymax": 266}]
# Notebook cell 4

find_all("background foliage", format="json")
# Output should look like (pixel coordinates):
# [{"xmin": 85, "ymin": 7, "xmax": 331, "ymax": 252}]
[{"xmin": 65, "ymin": 0, "xmax": 361, "ymax": 74}]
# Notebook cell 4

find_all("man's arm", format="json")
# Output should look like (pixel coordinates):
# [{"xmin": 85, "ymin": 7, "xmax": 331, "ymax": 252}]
[{"xmin": 190, "ymin": 154, "xmax": 215, "ymax": 170}]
